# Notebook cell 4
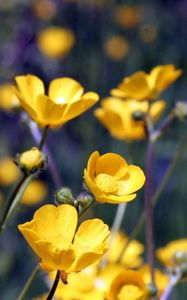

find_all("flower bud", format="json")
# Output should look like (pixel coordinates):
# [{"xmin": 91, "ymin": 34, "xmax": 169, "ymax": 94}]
[
  {"xmin": 132, "ymin": 110, "xmax": 145, "ymax": 121},
  {"xmin": 173, "ymin": 251, "xmax": 187, "ymax": 265},
  {"xmin": 147, "ymin": 283, "xmax": 157, "ymax": 297},
  {"xmin": 54, "ymin": 187, "xmax": 76, "ymax": 206},
  {"xmin": 174, "ymin": 101, "xmax": 187, "ymax": 122},
  {"xmin": 17, "ymin": 147, "xmax": 46, "ymax": 174}
]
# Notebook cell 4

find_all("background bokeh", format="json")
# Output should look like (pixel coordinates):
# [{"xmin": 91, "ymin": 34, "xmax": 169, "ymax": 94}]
[{"xmin": 0, "ymin": 0, "xmax": 187, "ymax": 299}]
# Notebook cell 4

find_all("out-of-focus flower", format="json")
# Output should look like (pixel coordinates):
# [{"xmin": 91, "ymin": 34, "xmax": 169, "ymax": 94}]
[
  {"xmin": 84, "ymin": 151, "xmax": 145, "ymax": 204},
  {"xmin": 32, "ymin": 0, "xmax": 57, "ymax": 20},
  {"xmin": 114, "ymin": 5, "xmax": 141, "ymax": 29},
  {"xmin": 104, "ymin": 36, "xmax": 129, "ymax": 61},
  {"xmin": 111, "ymin": 65, "xmax": 181, "ymax": 101},
  {"xmin": 138, "ymin": 24, "xmax": 158, "ymax": 44},
  {"xmin": 15, "ymin": 75, "xmax": 99, "ymax": 128},
  {"xmin": 0, "ymin": 84, "xmax": 20, "ymax": 111},
  {"xmin": 21, "ymin": 180, "xmax": 48, "ymax": 205},
  {"xmin": 95, "ymin": 98, "xmax": 165, "ymax": 141},
  {"xmin": 18, "ymin": 204, "xmax": 109, "ymax": 272},
  {"xmin": 108, "ymin": 231, "xmax": 144, "ymax": 268},
  {"xmin": 0, "ymin": 157, "xmax": 20, "ymax": 186},
  {"xmin": 156, "ymin": 239, "xmax": 187, "ymax": 267},
  {"xmin": 18, "ymin": 147, "xmax": 45, "ymax": 174},
  {"xmin": 107, "ymin": 270, "xmax": 148, "ymax": 300},
  {"xmin": 174, "ymin": 101, "xmax": 187, "ymax": 122},
  {"xmin": 139, "ymin": 265, "xmax": 169, "ymax": 297},
  {"xmin": 37, "ymin": 27, "xmax": 75, "ymax": 59}
]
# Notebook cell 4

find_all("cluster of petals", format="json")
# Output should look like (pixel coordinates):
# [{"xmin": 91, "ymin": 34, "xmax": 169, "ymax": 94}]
[
  {"xmin": 84, "ymin": 151, "xmax": 145, "ymax": 204},
  {"xmin": 95, "ymin": 97, "xmax": 165, "ymax": 141},
  {"xmin": 14, "ymin": 74, "xmax": 99, "ymax": 127},
  {"xmin": 111, "ymin": 64, "xmax": 181, "ymax": 101},
  {"xmin": 18, "ymin": 204, "xmax": 110, "ymax": 272}
]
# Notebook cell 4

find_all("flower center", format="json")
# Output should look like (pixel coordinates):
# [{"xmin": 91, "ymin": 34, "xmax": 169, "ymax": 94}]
[
  {"xmin": 95, "ymin": 173, "xmax": 118, "ymax": 193},
  {"xmin": 55, "ymin": 96, "xmax": 67, "ymax": 104},
  {"xmin": 117, "ymin": 284, "xmax": 143, "ymax": 300}
]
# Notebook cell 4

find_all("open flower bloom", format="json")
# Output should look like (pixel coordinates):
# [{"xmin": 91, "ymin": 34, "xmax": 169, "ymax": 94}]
[
  {"xmin": 18, "ymin": 204, "xmax": 109, "ymax": 272},
  {"xmin": 107, "ymin": 270, "xmax": 148, "ymax": 300},
  {"xmin": 111, "ymin": 65, "xmax": 181, "ymax": 101},
  {"xmin": 84, "ymin": 151, "xmax": 145, "ymax": 204},
  {"xmin": 37, "ymin": 27, "xmax": 75, "ymax": 59},
  {"xmin": 108, "ymin": 231, "xmax": 144, "ymax": 268},
  {"xmin": 156, "ymin": 239, "xmax": 187, "ymax": 267},
  {"xmin": 139, "ymin": 265, "xmax": 169, "ymax": 297},
  {"xmin": 0, "ymin": 84, "xmax": 20, "ymax": 111},
  {"xmin": 95, "ymin": 97, "xmax": 165, "ymax": 141},
  {"xmin": 15, "ymin": 75, "xmax": 99, "ymax": 128}
]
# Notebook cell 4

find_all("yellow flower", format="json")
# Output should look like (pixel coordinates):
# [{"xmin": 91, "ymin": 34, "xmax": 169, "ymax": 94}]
[
  {"xmin": 18, "ymin": 204, "xmax": 109, "ymax": 272},
  {"xmin": 95, "ymin": 97, "xmax": 165, "ymax": 141},
  {"xmin": 114, "ymin": 5, "xmax": 141, "ymax": 29},
  {"xmin": 0, "ymin": 84, "xmax": 20, "ymax": 111},
  {"xmin": 107, "ymin": 270, "xmax": 148, "ymax": 300},
  {"xmin": 108, "ymin": 231, "xmax": 144, "ymax": 268},
  {"xmin": 0, "ymin": 157, "xmax": 20, "ymax": 186},
  {"xmin": 32, "ymin": 0, "xmax": 56, "ymax": 21},
  {"xmin": 156, "ymin": 239, "xmax": 187, "ymax": 267},
  {"xmin": 139, "ymin": 265, "xmax": 169, "ymax": 297},
  {"xmin": 15, "ymin": 75, "xmax": 99, "ymax": 128},
  {"xmin": 111, "ymin": 65, "xmax": 181, "ymax": 101},
  {"xmin": 37, "ymin": 26, "xmax": 75, "ymax": 59},
  {"xmin": 104, "ymin": 36, "xmax": 129, "ymax": 61},
  {"xmin": 84, "ymin": 151, "xmax": 145, "ymax": 204},
  {"xmin": 21, "ymin": 180, "xmax": 48, "ymax": 205},
  {"xmin": 18, "ymin": 147, "xmax": 44, "ymax": 174}
]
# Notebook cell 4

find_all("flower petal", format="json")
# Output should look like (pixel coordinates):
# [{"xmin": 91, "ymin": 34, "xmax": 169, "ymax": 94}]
[
  {"xmin": 102, "ymin": 193, "xmax": 136, "ymax": 204},
  {"xmin": 86, "ymin": 151, "xmax": 100, "ymax": 180},
  {"xmin": 84, "ymin": 169, "xmax": 105, "ymax": 199}
]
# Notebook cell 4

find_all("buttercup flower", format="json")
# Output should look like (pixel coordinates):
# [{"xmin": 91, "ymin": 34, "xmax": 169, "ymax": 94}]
[
  {"xmin": 107, "ymin": 270, "xmax": 148, "ymax": 300},
  {"xmin": 95, "ymin": 97, "xmax": 165, "ymax": 141},
  {"xmin": 21, "ymin": 180, "xmax": 48, "ymax": 205},
  {"xmin": 84, "ymin": 151, "xmax": 145, "ymax": 204},
  {"xmin": 18, "ymin": 147, "xmax": 45, "ymax": 174},
  {"xmin": 15, "ymin": 75, "xmax": 99, "ymax": 128},
  {"xmin": 108, "ymin": 231, "xmax": 144, "ymax": 268},
  {"xmin": 18, "ymin": 204, "xmax": 109, "ymax": 272},
  {"xmin": 0, "ymin": 157, "xmax": 20, "ymax": 186},
  {"xmin": 139, "ymin": 265, "xmax": 169, "ymax": 297},
  {"xmin": 37, "ymin": 26, "xmax": 75, "ymax": 59},
  {"xmin": 156, "ymin": 239, "xmax": 187, "ymax": 267},
  {"xmin": 111, "ymin": 65, "xmax": 181, "ymax": 101},
  {"xmin": 0, "ymin": 84, "xmax": 20, "ymax": 111}
]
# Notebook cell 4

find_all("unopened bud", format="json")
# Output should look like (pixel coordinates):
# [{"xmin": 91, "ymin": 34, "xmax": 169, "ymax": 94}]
[
  {"xmin": 174, "ymin": 101, "xmax": 187, "ymax": 122},
  {"xmin": 17, "ymin": 147, "xmax": 46, "ymax": 174},
  {"xmin": 54, "ymin": 187, "xmax": 77, "ymax": 206},
  {"xmin": 173, "ymin": 251, "xmax": 187, "ymax": 265},
  {"xmin": 132, "ymin": 110, "xmax": 145, "ymax": 121},
  {"xmin": 147, "ymin": 283, "xmax": 157, "ymax": 297}
]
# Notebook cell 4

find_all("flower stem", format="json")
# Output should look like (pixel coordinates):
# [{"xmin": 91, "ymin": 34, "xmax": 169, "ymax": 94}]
[
  {"xmin": 39, "ymin": 125, "xmax": 49, "ymax": 150},
  {"xmin": 17, "ymin": 264, "xmax": 40, "ymax": 300},
  {"xmin": 46, "ymin": 270, "xmax": 61, "ymax": 300},
  {"xmin": 160, "ymin": 270, "xmax": 181, "ymax": 300}
]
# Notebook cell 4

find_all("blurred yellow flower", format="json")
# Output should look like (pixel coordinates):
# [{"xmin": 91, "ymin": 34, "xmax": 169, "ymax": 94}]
[
  {"xmin": 108, "ymin": 231, "xmax": 144, "ymax": 268},
  {"xmin": 139, "ymin": 265, "xmax": 169, "ymax": 297},
  {"xmin": 107, "ymin": 270, "xmax": 148, "ymax": 300},
  {"xmin": 111, "ymin": 65, "xmax": 181, "ymax": 101},
  {"xmin": 84, "ymin": 151, "xmax": 145, "ymax": 204},
  {"xmin": 0, "ymin": 84, "xmax": 20, "ymax": 111},
  {"xmin": 114, "ymin": 5, "xmax": 141, "ymax": 29},
  {"xmin": 0, "ymin": 157, "xmax": 20, "ymax": 186},
  {"xmin": 95, "ymin": 98, "xmax": 165, "ymax": 141},
  {"xmin": 156, "ymin": 239, "xmax": 187, "ymax": 267},
  {"xmin": 32, "ymin": 0, "xmax": 56, "ymax": 21},
  {"xmin": 37, "ymin": 27, "xmax": 75, "ymax": 59},
  {"xmin": 15, "ymin": 75, "xmax": 99, "ymax": 128},
  {"xmin": 104, "ymin": 36, "xmax": 129, "ymax": 61},
  {"xmin": 21, "ymin": 180, "xmax": 48, "ymax": 205},
  {"xmin": 18, "ymin": 147, "xmax": 44, "ymax": 174},
  {"xmin": 18, "ymin": 204, "xmax": 109, "ymax": 272}
]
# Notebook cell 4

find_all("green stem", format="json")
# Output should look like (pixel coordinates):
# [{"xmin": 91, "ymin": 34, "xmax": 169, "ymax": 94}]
[
  {"xmin": 39, "ymin": 125, "xmax": 49, "ymax": 150},
  {"xmin": 117, "ymin": 133, "xmax": 187, "ymax": 258},
  {"xmin": 46, "ymin": 270, "xmax": 61, "ymax": 300},
  {"xmin": 17, "ymin": 264, "xmax": 40, "ymax": 300}
]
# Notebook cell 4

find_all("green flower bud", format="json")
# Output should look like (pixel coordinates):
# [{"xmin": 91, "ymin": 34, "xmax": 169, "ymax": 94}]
[
  {"xmin": 54, "ymin": 187, "xmax": 75, "ymax": 206},
  {"xmin": 174, "ymin": 101, "xmax": 187, "ymax": 122},
  {"xmin": 132, "ymin": 110, "xmax": 145, "ymax": 121},
  {"xmin": 147, "ymin": 283, "xmax": 157, "ymax": 297}
]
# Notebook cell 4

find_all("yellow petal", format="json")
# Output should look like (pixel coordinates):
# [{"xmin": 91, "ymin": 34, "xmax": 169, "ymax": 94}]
[
  {"xmin": 48, "ymin": 77, "xmax": 84, "ymax": 104},
  {"xmin": 102, "ymin": 193, "xmax": 136, "ymax": 204},
  {"xmin": 117, "ymin": 165, "xmax": 145, "ymax": 195},
  {"xmin": 86, "ymin": 151, "xmax": 100, "ymax": 180},
  {"xmin": 95, "ymin": 153, "xmax": 128, "ymax": 179},
  {"xmin": 150, "ymin": 100, "xmax": 165, "ymax": 121},
  {"xmin": 84, "ymin": 169, "xmax": 105, "ymax": 199},
  {"xmin": 15, "ymin": 74, "xmax": 44, "ymax": 105}
]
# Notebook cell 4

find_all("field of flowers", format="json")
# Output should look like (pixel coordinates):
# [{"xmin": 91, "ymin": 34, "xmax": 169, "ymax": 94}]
[{"xmin": 0, "ymin": 1, "xmax": 187, "ymax": 299}]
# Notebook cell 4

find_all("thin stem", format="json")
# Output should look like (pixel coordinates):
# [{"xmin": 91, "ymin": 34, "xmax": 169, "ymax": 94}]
[
  {"xmin": 144, "ymin": 141, "xmax": 155, "ymax": 284},
  {"xmin": 46, "ymin": 270, "xmax": 61, "ymax": 300},
  {"xmin": 39, "ymin": 125, "xmax": 49, "ymax": 150},
  {"xmin": 118, "ymin": 133, "xmax": 187, "ymax": 259},
  {"xmin": 27, "ymin": 119, "xmax": 62, "ymax": 188},
  {"xmin": 160, "ymin": 270, "xmax": 181, "ymax": 300},
  {"xmin": 17, "ymin": 264, "xmax": 40, "ymax": 300},
  {"xmin": 150, "ymin": 112, "xmax": 175, "ymax": 143}
]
